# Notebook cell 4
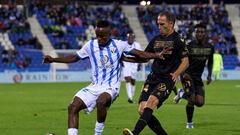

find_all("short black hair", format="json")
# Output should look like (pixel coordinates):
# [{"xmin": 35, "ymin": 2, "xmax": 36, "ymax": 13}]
[
  {"xmin": 127, "ymin": 31, "xmax": 135, "ymax": 37},
  {"xmin": 159, "ymin": 11, "xmax": 175, "ymax": 25},
  {"xmin": 195, "ymin": 23, "xmax": 206, "ymax": 29},
  {"xmin": 96, "ymin": 20, "xmax": 110, "ymax": 28}
]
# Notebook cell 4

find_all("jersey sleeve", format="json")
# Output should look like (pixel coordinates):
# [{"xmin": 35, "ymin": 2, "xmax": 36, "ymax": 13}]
[
  {"xmin": 207, "ymin": 45, "xmax": 214, "ymax": 68},
  {"xmin": 175, "ymin": 38, "xmax": 188, "ymax": 58},
  {"xmin": 76, "ymin": 41, "xmax": 90, "ymax": 59},
  {"xmin": 135, "ymin": 42, "xmax": 142, "ymax": 50},
  {"xmin": 122, "ymin": 41, "xmax": 134, "ymax": 54},
  {"xmin": 144, "ymin": 37, "xmax": 156, "ymax": 53}
]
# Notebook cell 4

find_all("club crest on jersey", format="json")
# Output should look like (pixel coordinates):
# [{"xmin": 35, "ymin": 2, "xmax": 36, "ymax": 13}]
[
  {"xmin": 157, "ymin": 83, "xmax": 166, "ymax": 91},
  {"xmin": 110, "ymin": 48, "xmax": 116, "ymax": 54},
  {"xmin": 100, "ymin": 55, "xmax": 109, "ymax": 64}
]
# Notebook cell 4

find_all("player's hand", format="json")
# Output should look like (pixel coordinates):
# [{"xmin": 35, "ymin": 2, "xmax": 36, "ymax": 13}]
[
  {"xmin": 206, "ymin": 75, "xmax": 212, "ymax": 85},
  {"xmin": 157, "ymin": 47, "xmax": 171, "ymax": 60},
  {"xmin": 156, "ymin": 52, "xmax": 165, "ymax": 60},
  {"xmin": 43, "ymin": 55, "xmax": 53, "ymax": 64},
  {"xmin": 170, "ymin": 72, "xmax": 179, "ymax": 82}
]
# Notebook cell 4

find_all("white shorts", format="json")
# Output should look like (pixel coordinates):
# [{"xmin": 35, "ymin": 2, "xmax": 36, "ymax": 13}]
[
  {"xmin": 122, "ymin": 62, "xmax": 138, "ymax": 79},
  {"xmin": 74, "ymin": 84, "xmax": 120, "ymax": 113}
]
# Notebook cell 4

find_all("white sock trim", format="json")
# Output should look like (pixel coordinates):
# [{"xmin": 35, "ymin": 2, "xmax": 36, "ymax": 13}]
[
  {"xmin": 131, "ymin": 84, "xmax": 135, "ymax": 98},
  {"xmin": 68, "ymin": 128, "xmax": 78, "ymax": 135},
  {"xmin": 95, "ymin": 121, "xmax": 104, "ymax": 135},
  {"xmin": 126, "ymin": 82, "xmax": 132, "ymax": 100}
]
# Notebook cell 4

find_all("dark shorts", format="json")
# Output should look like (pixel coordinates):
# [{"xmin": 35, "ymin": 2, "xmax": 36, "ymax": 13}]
[
  {"xmin": 194, "ymin": 85, "xmax": 205, "ymax": 96},
  {"xmin": 180, "ymin": 73, "xmax": 205, "ymax": 97},
  {"xmin": 138, "ymin": 78, "xmax": 175, "ymax": 108}
]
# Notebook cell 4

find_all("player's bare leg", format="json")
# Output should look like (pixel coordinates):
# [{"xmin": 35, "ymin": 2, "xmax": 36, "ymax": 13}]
[
  {"xmin": 95, "ymin": 92, "xmax": 112, "ymax": 135},
  {"xmin": 68, "ymin": 97, "xmax": 87, "ymax": 135}
]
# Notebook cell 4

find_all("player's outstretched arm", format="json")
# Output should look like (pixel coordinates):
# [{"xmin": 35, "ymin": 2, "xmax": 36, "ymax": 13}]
[
  {"xmin": 170, "ymin": 56, "xmax": 189, "ymax": 81},
  {"xmin": 121, "ymin": 55, "xmax": 149, "ymax": 63},
  {"xmin": 129, "ymin": 49, "xmax": 165, "ymax": 60},
  {"xmin": 43, "ymin": 54, "xmax": 80, "ymax": 64}
]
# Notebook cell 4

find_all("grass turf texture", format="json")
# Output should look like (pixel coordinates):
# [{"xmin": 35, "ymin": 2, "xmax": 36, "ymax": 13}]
[{"xmin": 0, "ymin": 80, "xmax": 240, "ymax": 135}]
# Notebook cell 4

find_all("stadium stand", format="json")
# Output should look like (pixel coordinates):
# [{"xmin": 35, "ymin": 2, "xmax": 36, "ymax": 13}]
[
  {"xmin": 136, "ymin": 4, "xmax": 239, "ymax": 69},
  {"xmin": 0, "ymin": 5, "xmax": 49, "ymax": 72},
  {"xmin": 32, "ymin": 1, "xmax": 132, "ymax": 71},
  {"xmin": 0, "ymin": 1, "xmax": 239, "ymax": 72},
  {"xmin": 33, "ymin": 1, "xmax": 132, "ymax": 49}
]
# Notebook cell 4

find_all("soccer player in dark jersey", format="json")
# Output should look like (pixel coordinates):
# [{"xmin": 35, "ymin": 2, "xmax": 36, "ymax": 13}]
[
  {"xmin": 173, "ymin": 23, "xmax": 214, "ymax": 128},
  {"xmin": 123, "ymin": 11, "xmax": 189, "ymax": 135}
]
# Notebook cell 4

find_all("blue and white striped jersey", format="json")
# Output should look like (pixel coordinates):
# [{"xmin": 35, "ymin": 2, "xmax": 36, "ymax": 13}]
[{"xmin": 76, "ymin": 39, "xmax": 132, "ymax": 89}]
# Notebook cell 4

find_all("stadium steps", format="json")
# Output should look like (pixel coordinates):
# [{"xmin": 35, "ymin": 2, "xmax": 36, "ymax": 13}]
[
  {"xmin": 28, "ymin": 16, "xmax": 68, "ymax": 69},
  {"xmin": 226, "ymin": 4, "xmax": 240, "ymax": 54},
  {"xmin": 122, "ymin": 5, "xmax": 148, "ymax": 49},
  {"xmin": 0, "ymin": 33, "xmax": 15, "ymax": 50}
]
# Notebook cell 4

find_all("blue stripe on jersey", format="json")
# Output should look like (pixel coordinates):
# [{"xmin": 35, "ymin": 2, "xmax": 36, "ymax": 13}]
[
  {"xmin": 111, "ymin": 40, "xmax": 121, "ymax": 83},
  {"xmin": 99, "ymin": 47, "xmax": 107, "ymax": 84},
  {"xmin": 90, "ymin": 40, "xmax": 98, "ymax": 84},
  {"xmin": 106, "ymin": 42, "xmax": 114, "ymax": 86}
]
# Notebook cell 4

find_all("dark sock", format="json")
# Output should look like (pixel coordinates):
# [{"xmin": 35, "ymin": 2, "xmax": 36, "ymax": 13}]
[
  {"xmin": 148, "ymin": 115, "xmax": 168, "ymax": 135},
  {"xmin": 172, "ymin": 86, "xmax": 177, "ymax": 95},
  {"xmin": 132, "ymin": 108, "xmax": 153, "ymax": 135},
  {"xmin": 182, "ymin": 90, "xmax": 191, "ymax": 100},
  {"xmin": 186, "ymin": 105, "xmax": 194, "ymax": 123}
]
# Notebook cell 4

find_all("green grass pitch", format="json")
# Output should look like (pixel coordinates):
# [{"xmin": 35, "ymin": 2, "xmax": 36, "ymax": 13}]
[{"xmin": 0, "ymin": 80, "xmax": 240, "ymax": 135}]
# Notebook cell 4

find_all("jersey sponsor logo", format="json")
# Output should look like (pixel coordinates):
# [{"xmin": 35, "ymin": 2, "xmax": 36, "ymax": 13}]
[
  {"xmin": 190, "ymin": 48, "xmax": 211, "ymax": 60},
  {"xmin": 100, "ymin": 55, "xmax": 109, "ymax": 64},
  {"xmin": 98, "ymin": 55, "xmax": 114, "ymax": 69},
  {"xmin": 191, "ymin": 48, "xmax": 211, "ymax": 55},
  {"xmin": 154, "ymin": 41, "xmax": 174, "ymax": 54},
  {"xmin": 154, "ymin": 41, "xmax": 174, "ymax": 48}
]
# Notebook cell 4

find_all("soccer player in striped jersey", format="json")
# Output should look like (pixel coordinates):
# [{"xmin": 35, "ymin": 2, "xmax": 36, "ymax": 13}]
[
  {"xmin": 43, "ymin": 20, "xmax": 164, "ymax": 135},
  {"xmin": 122, "ymin": 32, "xmax": 142, "ymax": 103}
]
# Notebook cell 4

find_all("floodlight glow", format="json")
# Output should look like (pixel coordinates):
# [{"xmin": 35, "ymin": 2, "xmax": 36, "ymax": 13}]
[
  {"xmin": 140, "ymin": 1, "xmax": 147, "ymax": 6},
  {"xmin": 147, "ymin": 1, "xmax": 151, "ymax": 5}
]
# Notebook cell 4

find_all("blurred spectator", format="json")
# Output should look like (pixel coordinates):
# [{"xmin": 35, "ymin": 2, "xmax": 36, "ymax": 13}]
[
  {"xmin": 16, "ymin": 60, "xmax": 23, "ymax": 69},
  {"xmin": 85, "ymin": 25, "xmax": 96, "ymax": 40},
  {"xmin": 8, "ymin": 49, "xmax": 17, "ymax": 64},
  {"xmin": 23, "ymin": 57, "xmax": 31, "ymax": 68}
]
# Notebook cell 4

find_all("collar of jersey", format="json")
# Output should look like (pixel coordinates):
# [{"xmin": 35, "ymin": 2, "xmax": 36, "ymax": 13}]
[{"xmin": 99, "ymin": 39, "xmax": 112, "ymax": 49}]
